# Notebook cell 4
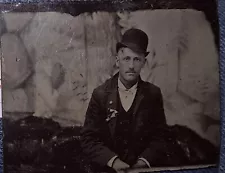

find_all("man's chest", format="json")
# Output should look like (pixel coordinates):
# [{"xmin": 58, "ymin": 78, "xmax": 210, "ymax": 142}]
[{"xmin": 118, "ymin": 90, "xmax": 136, "ymax": 112}]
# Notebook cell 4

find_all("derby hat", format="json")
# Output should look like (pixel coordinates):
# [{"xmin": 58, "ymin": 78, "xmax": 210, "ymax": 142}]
[{"xmin": 116, "ymin": 28, "xmax": 149, "ymax": 57}]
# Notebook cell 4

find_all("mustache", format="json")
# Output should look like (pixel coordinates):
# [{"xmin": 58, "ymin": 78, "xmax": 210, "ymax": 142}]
[{"xmin": 126, "ymin": 71, "xmax": 136, "ymax": 73}]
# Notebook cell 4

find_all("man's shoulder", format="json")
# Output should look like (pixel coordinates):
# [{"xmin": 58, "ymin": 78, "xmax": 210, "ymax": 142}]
[
  {"xmin": 92, "ymin": 77, "xmax": 114, "ymax": 95},
  {"xmin": 142, "ymin": 80, "xmax": 162, "ymax": 95},
  {"xmin": 92, "ymin": 77, "xmax": 162, "ymax": 96}
]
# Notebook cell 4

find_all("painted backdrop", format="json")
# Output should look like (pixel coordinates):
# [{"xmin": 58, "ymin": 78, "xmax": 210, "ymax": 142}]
[{"xmin": 0, "ymin": 9, "xmax": 220, "ymax": 146}]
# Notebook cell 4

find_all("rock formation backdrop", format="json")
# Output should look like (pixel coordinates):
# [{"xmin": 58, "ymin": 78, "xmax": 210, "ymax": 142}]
[{"xmin": 0, "ymin": 9, "xmax": 220, "ymax": 146}]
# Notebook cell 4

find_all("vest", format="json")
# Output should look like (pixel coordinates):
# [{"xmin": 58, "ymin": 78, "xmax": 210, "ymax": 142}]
[{"xmin": 114, "ymin": 90, "xmax": 138, "ymax": 164}]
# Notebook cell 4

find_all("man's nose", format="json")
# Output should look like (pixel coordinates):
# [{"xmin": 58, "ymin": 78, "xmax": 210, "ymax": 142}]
[{"xmin": 128, "ymin": 60, "xmax": 134, "ymax": 69}]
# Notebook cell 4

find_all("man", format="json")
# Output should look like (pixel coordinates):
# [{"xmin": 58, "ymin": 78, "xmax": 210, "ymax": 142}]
[{"xmin": 81, "ymin": 28, "xmax": 168, "ymax": 172}]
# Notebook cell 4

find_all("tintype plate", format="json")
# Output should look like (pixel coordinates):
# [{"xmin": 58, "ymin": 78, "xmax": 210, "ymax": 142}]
[{"xmin": 0, "ymin": 0, "xmax": 220, "ymax": 173}]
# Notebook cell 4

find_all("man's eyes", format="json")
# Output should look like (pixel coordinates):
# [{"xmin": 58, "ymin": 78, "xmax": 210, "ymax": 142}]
[
  {"xmin": 124, "ymin": 56, "xmax": 130, "ymax": 61},
  {"xmin": 123, "ymin": 57, "xmax": 141, "ymax": 61},
  {"xmin": 134, "ymin": 58, "xmax": 141, "ymax": 61}
]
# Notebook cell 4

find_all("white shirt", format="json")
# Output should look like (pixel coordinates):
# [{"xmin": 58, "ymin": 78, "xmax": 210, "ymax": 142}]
[
  {"xmin": 118, "ymin": 78, "xmax": 138, "ymax": 112},
  {"xmin": 107, "ymin": 78, "xmax": 150, "ymax": 168}
]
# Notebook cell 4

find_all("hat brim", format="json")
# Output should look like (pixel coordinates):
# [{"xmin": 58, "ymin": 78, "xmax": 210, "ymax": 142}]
[{"xmin": 116, "ymin": 42, "xmax": 149, "ymax": 57}]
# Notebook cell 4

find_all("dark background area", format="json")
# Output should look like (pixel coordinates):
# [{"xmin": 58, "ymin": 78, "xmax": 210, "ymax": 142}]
[{"xmin": 0, "ymin": 0, "xmax": 219, "ymax": 49}]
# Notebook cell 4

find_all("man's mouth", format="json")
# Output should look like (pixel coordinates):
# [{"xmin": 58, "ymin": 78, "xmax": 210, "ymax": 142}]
[{"xmin": 126, "ymin": 72, "xmax": 136, "ymax": 75}]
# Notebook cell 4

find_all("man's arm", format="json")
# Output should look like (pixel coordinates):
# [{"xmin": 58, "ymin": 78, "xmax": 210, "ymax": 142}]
[
  {"xmin": 80, "ymin": 89, "xmax": 117, "ymax": 166},
  {"xmin": 139, "ymin": 88, "xmax": 168, "ymax": 166}
]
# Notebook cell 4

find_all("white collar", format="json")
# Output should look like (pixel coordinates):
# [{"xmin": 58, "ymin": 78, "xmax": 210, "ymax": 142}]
[{"xmin": 118, "ymin": 77, "xmax": 138, "ymax": 91}]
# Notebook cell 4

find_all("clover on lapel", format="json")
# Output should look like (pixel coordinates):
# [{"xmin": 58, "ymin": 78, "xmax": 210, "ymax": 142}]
[{"xmin": 106, "ymin": 108, "xmax": 118, "ymax": 122}]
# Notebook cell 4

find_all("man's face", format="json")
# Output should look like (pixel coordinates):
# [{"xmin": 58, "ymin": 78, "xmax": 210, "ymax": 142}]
[{"xmin": 116, "ymin": 47, "xmax": 146, "ymax": 83}]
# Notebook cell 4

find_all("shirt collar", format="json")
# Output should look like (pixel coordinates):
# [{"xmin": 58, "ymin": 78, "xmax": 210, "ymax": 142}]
[{"xmin": 118, "ymin": 77, "xmax": 138, "ymax": 91}]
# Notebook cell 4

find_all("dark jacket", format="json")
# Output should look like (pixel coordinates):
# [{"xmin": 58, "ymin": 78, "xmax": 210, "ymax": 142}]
[{"xmin": 80, "ymin": 73, "xmax": 168, "ymax": 167}]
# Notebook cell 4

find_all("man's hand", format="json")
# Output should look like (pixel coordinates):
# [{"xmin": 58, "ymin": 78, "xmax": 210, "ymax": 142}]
[
  {"xmin": 112, "ymin": 158, "xmax": 130, "ymax": 171},
  {"xmin": 132, "ymin": 159, "xmax": 148, "ymax": 169}
]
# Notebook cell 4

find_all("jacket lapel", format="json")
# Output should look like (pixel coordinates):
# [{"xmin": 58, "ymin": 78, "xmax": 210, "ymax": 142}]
[
  {"xmin": 129, "ymin": 80, "xmax": 150, "ymax": 149},
  {"xmin": 105, "ymin": 74, "xmax": 119, "ymax": 137},
  {"xmin": 104, "ymin": 73, "xmax": 146, "ymax": 138},
  {"xmin": 133, "ymin": 79, "xmax": 145, "ymax": 118},
  {"xmin": 106, "ymin": 89, "xmax": 118, "ymax": 137}
]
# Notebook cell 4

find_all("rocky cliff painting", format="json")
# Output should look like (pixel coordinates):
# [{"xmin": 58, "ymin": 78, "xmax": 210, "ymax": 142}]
[{"xmin": 0, "ymin": 2, "xmax": 220, "ymax": 173}]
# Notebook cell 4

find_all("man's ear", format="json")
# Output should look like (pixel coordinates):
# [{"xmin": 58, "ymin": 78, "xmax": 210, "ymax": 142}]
[
  {"xmin": 115, "ymin": 55, "xmax": 119, "ymax": 67},
  {"xmin": 143, "ymin": 58, "xmax": 147, "ymax": 65}
]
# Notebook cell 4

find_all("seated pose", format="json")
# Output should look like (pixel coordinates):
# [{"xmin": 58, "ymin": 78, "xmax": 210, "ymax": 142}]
[{"xmin": 81, "ymin": 28, "xmax": 169, "ymax": 172}]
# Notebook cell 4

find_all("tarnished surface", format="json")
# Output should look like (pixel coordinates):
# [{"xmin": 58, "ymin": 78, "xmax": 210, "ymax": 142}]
[
  {"xmin": 2, "ymin": 116, "xmax": 218, "ymax": 173},
  {"xmin": 1, "ymin": 10, "xmax": 220, "ymax": 146}
]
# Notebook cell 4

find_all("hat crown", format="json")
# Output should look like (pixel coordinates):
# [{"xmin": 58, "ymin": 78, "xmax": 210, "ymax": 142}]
[{"xmin": 121, "ymin": 28, "xmax": 148, "ymax": 52}]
